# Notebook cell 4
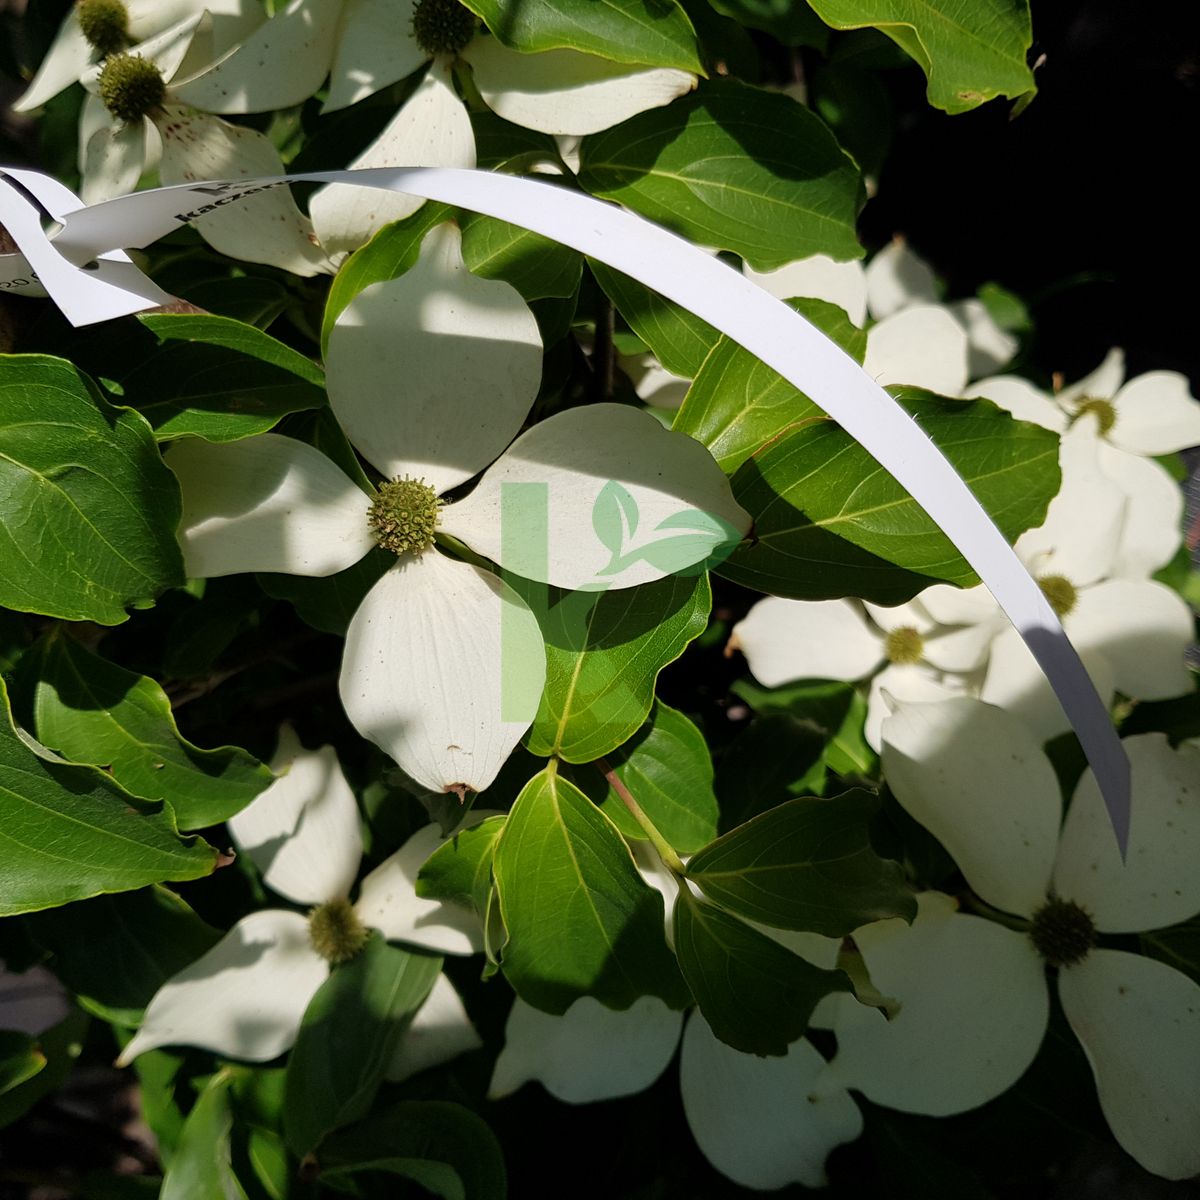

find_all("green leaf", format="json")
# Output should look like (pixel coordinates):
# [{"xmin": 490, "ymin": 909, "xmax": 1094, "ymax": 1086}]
[
  {"xmin": 0, "ymin": 354, "xmax": 185, "ymax": 624},
  {"xmin": 23, "ymin": 886, "xmax": 222, "ymax": 1027},
  {"xmin": 258, "ymin": 548, "xmax": 391, "ymax": 636},
  {"xmin": 20, "ymin": 631, "xmax": 272, "ymax": 829},
  {"xmin": 579, "ymin": 79, "xmax": 863, "ymax": 270},
  {"xmin": 719, "ymin": 389, "xmax": 1061, "ymax": 601},
  {"xmin": 0, "ymin": 1007, "xmax": 88, "ymax": 1130},
  {"xmin": 709, "ymin": 0, "xmax": 832, "ymax": 45},
  {"xmin": 730, "ymin": 678, "xmax": 878, "ymax": 777},
  {"xmin": 493, "ymin": 767, "xmax": 687, "ymax": 1013},
  {"xmin": 686, "ymin": 790, "xmax": 915, "ymax": 935},
  {"xmin": 673, "ymin": 890, "xmax": 850, "ymax": 1054},
  {"xmin": 591, "ymin": 260, "xmax": 718, "ymax": 377},
  {"xmin": 715, "ymin": 713, "xmax": 828, "ymax": 829},
  {"xmin": 320, "ymin": 203, "xmax": 454, "ymax": 352},
  {"xmin": 1141, "ymin": 918, "xmax": 1200, "ymax": 988},
  {"xmin": 470, "ymin": 109, "xmax": 561, "ymax": 172},
  {"xmin": 519, "ymin": 573, "xmax": 711, "ymax": 762},
  {"xmin": 459, "ymin": 0, "xmax": 704, "ymax": 73},
  {"xmin": 117, "ymin": 313, "xmax": 326, "ymax": 443},
  {"xmin": 805, "ymin": 0, "xmax": 1036, "ymax": 113},
  {"xmin": 0, "ymin": 1031, "xmax": 45, "ymax": 1095},
  {"xmin": 596, "ymin": 702, "xmax": 718, "ymax": 852},
  {"xmin": 416, "ymin": 814, "xmax": 507, "ymax": 922},
  {"xmin": 161, "ymin": 1070, "xmax": 248, "ymax": 1200},
  {"xmin": 283, "ymin": 935, "xmax": 442, "ymax": 1157},
  {"xmin": 0, "ymin": 678, "xmax": 217, "ymax": 917},
  {"xmin": 460, "ymin": 212, "xmax": 583, "ymax": 301},
  {"xmin": 673, "ymin": 296, "xmax": 866, "ymax": 472},
  {"xmin": 320, "ymin": 1101, "xmax": 507, "ymax": 1200}
]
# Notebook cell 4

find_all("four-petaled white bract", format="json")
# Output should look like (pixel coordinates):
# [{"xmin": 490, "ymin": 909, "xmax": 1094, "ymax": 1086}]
[
  {"xmin": 118, "ymin": 727, "xmax": 486, "ymax": 1077},
  {"xmin": 168, "ymin": 221, "xmax": 749, "ymax": 796},
  {"xmin": 829, "ymin": 696, "xmax": 1200, "ymax": 1181}
]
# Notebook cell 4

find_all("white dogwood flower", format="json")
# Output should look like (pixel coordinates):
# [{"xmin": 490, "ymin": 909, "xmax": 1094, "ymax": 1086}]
[
  {"xmin": 729, "ymin": 594, "xmax": 985, "ymax": 751},
  {"xmin": 829, "ymin": 696, "xmax": 1200, "ymax": 1181},
  {"xmin": 11, "ymin": 0, "xmax": 260, "ymax": 116},
  {"xmin": 918, "ymin": 411, "xmax": 1192, "ymax": 739},
  {"xmin": 167, "ymin": 0, "xmax": 693, "ymax": 257},
  {"xmin": 168, "ymin": 222, "xmax": 748, "ymax": 795},
  {"xmin": 117, "ymin": 728, "xmax": 486, "ymax": 1076}
]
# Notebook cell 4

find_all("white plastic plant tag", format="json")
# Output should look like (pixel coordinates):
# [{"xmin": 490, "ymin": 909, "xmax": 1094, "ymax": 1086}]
[{"xmin": 0, "ymin": 164, "xmax": 1132, "ymax": 849}]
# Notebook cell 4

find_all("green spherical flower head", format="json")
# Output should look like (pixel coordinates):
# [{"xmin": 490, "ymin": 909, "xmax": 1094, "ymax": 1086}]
[
  {"xmin": 412, "ymin": 0, "xmax": 477, "ymax": 56},
  {"xmin": 308, "ymin": 898, "xmax": 369, "ymax": 964},
  {"xmin": 78, "ymin": 0, "xmax": 130, "ymax": 57},
  {"xmin": 884, "ymin": 625, "xmax": 924, "ymax": 665},
  {"xmin": 369, "ymin": 476, "xmax": 441, "ymax": 556},
  {"xmin": 98, "ymin": 53, "xmax": 166, "ymax": 124},
  {"xmin": 1029, "ymin": 895, "xmax": 1097, "ymax": 967},
  {"xmin": 1075, "ymin": 397, "xmax": 1117, "ymax": 436},
  {"xmin": 1038, "ymin": 573, "xmax": 1078, "ymax": 619}
]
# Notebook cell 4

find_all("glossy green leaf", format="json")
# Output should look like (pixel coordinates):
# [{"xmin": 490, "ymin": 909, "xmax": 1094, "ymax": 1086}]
[
  {"xmin": 0, "ymin": 678, "xmax": 217, "ymax": 917},
  {"xmin": 283, "ymin": 935, "xmax": 442, "ymax": 1157},
  {"xmin": 579, "ymin": 79, "xmax": 863, "ymax": 270},
  {"xmin": 161, "ymin": 1070, "xmax": 248, "ymax": 1200},
  {"xmin": 590, "ymin": 260, "xmax": 718, "ymax": 377},
  {"xmin": 673, "ymin": 890, "xmax": 850, "ymax": 1055},
  {"xmin": 520, "ymin": 573, "xmax": 710, "ymax": 762},
  {"xmin": 416, "ymin": 814, "xmax": 506, "ymax": 923},
  {"xmin": 687, "ymin": 789, "xmax": 915, "ymax": 935},
  {"xmin": 460, "ymin": 0, "xmax": 703, "ymax": 72},
  {"xmin": 117, "ymin": 313, "xmax": 326, "ymax": 443},
  {"xmin": 24, "ymin": 886, "xmax": 222, "ymax": 1027},
  {"xmin": 471, "ymin": 109, "xmax": 561, "ymax": 172},
  {"xmin": 805, "ymin": 0, "xmax": 1036, "ymax": 113},
  {"xmin": 0, "ymin": 1032, "xmax": 45, "ymax": 1095},
  {"xmin": 320, "ymin": 203, "xmax": 454, "ymax": 352},
  {"xmin": 492, "ymin": 767, "xmax": 687, "ymax": 1013},
  {"xmin": 320, "ymin": 1101, "xmax": 507, "ymax": 1199},
  {"xmin": 719, "ymin": 389, "xmax": 1060, "ymax": 601},
  {"xmin": 0, "ymin": 354, "xmax": 185, "ymax": 624},
  {"xmin": 21, "ymin": 631, "xmax": 272, "ymax": 829},
  {"xmin": 673, "ymin": 296, "xmax": 866, "ymax": 472},
  {"xmin": 597, "ymin": 702, "xmax": 718, "ymax": 852},
  {"xmin": 460, "ymin": 212, "xmax": 583, "ymax": 300}
]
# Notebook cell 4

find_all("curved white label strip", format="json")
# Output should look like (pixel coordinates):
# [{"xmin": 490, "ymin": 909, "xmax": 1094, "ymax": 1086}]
[{"xmin": 0, "ymin": 164, "xmax": 1131, "ymax": 848}]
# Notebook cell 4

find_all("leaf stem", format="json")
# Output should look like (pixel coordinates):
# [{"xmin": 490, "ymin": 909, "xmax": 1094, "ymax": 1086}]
[{"xmin": 597, "ymin": 756, "xmax": 687, "ymax": 876}]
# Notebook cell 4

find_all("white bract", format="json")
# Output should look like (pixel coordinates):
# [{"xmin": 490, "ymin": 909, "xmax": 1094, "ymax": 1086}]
[
  {"xmin": 168, "ymin": 0, "xmax": 693, "ymax": 257},
  {"xmin": 168, "ymin": 222, "xmax": 748, "ymax": 795},
  {"xmin": 837, "ymin": 696, "xmax": 1200, "ymax": 1180},
  {"xmin": 118, "ymin": 728, "xmax": 485, "ymax": 1077},
  {"xmin": 729, "ymin": 594, "xmax": 985, "ymax": 751}
]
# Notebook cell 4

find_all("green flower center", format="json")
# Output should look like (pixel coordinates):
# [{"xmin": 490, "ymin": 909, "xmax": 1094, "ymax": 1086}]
[
  {"xmin": 369, "ymin": 476, "xmax": 441, "ymax": 556},
  {"xmin": 308, "ymin": 898, "xmax": 369, "ymax": 964},
  {"xmin": 78, "ymin": 0, "xmax": 130, "ymax": 56},
  {"xmin": 1074, "ymin": 396, "xmax": 1116, "ymax": 436},
  {"xmin": 1038, "ymin": 573, "xmax": 1078, "ymax": 619},
  {"xmin": 97, "ymin": 53, "xmax": 165, "ymax": 124},
  {"xmin": 1028, "ymin": 895, "xmax": 1096, "ymax": 967},
  {"xmin": 884, "ymin": 626, "xmax": 924, "ymax": 665},
  {"xmin": 412, "ymin": 0, "xmax": 477, "ymax": 56}
]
